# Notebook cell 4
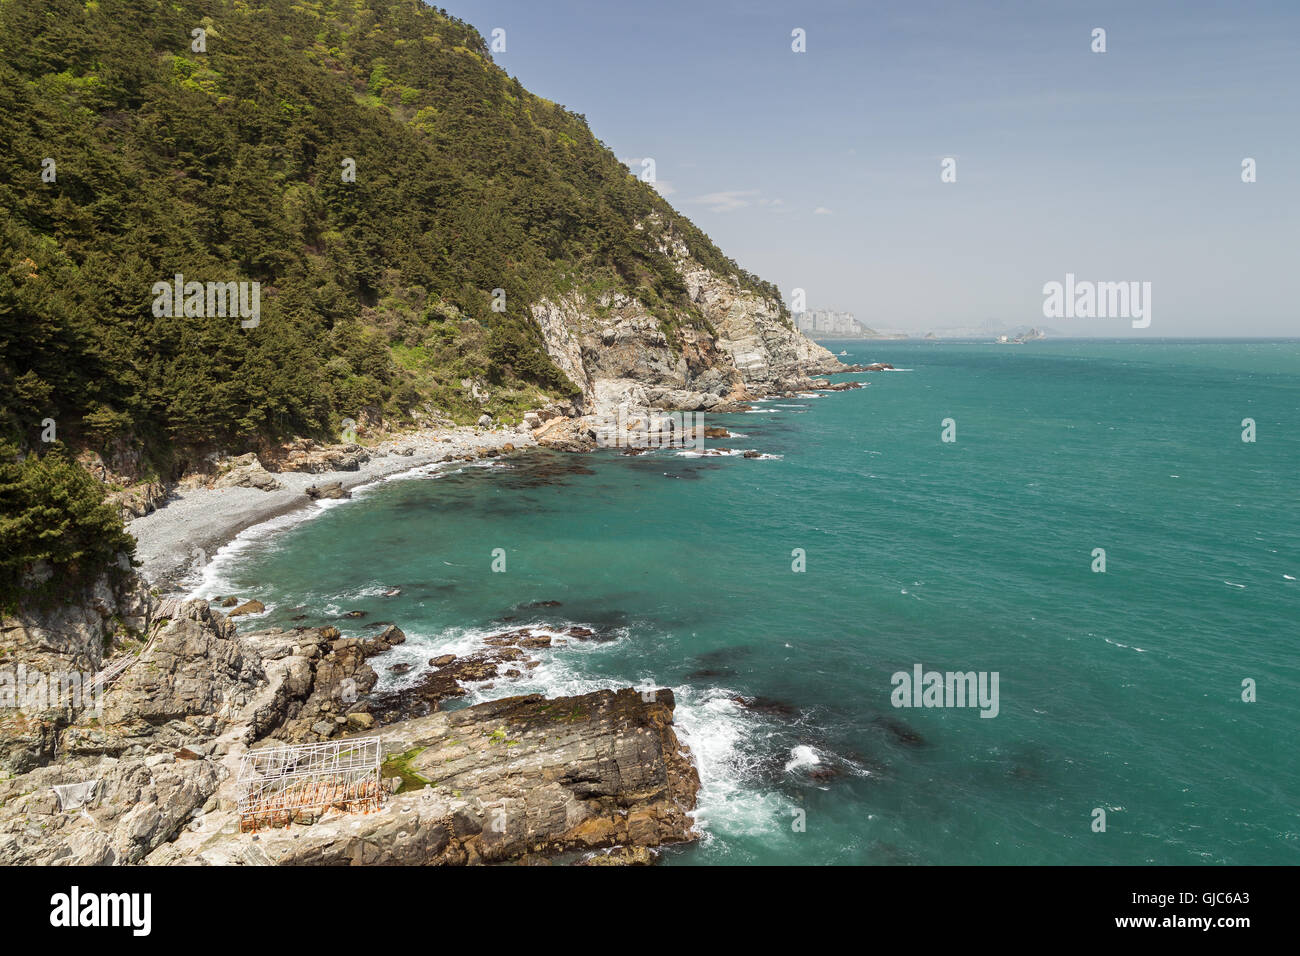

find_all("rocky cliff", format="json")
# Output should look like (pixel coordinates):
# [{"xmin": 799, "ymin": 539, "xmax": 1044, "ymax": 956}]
[{"xmin": 533, "ymin": 216, "xmax": 842, "ymax": 420}]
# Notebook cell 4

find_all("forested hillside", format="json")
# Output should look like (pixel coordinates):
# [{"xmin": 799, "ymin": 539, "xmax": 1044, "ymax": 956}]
[
  {"xmin": 0, "ymin": 0, "xmax": 787, "ymax": 606},
  {"xmin": 0, "ymin": 0, "xmax": 779, "ymax": 453}
]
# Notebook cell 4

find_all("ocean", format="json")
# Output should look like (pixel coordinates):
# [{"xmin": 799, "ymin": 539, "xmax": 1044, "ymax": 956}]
[{"xmin": 191, "ymin": 339, "xmax": 1300, "ymax": 864}]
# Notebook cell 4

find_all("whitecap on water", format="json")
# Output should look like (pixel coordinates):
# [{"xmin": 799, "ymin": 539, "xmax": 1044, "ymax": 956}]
[
  {"xmin": 784, "ymin": 744, "xmax": 822, "ymax": 773},
  {"xmin": 185, "ymin": 499, "xmax": 345, "ymax": 600}
]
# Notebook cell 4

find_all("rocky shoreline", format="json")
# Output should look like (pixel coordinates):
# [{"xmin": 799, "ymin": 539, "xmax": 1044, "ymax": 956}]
[{"xmin": 0, "ymin": 597, "xmax": 698, "ymax": 865}]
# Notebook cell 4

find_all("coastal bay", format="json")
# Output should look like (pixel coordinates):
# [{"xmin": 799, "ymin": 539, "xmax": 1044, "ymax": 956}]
[{"xmin": 128, "ymin": 425, "xmax": 533, "ymax": 592}]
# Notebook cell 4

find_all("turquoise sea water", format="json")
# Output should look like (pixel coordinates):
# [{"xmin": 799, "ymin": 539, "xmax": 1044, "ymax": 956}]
[{"xmin": 193, "ymin": 339, "xmax": 1300, "ymax": 864}]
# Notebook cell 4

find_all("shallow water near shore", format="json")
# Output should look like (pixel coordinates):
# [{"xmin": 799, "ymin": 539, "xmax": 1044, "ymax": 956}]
[{"xmin": 193, "ymin": 339, "xmax": 1300, "ymax": 864}]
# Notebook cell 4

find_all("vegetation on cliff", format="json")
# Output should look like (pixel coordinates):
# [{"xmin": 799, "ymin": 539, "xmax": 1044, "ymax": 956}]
[{"xmin": 0, "ymin": 441, "xmax": 136, "ymax": 613}]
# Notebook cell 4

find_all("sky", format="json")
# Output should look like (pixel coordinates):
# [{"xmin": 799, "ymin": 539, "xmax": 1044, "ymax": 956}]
[{"xmin": 446, "ymin": 0, "xmax": 1298, "ymax": 336}]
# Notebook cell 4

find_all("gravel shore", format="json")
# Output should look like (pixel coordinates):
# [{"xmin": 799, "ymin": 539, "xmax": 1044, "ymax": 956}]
[{"xmin": 128, "ymin": 425, "xmax": 534, "ymax": 594}]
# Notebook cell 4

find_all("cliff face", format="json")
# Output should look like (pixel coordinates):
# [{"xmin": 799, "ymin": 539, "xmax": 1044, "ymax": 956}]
[
  {"xmin": 0, "ymin": 564, "xmax": 153, "ymax": 774},
  {"xmin": 0, "ymin": 565, "xmax": 150, "ymax": 675},
  {"xmin": 533, "ymin": 219, "xmax": 842, "ymax": 419}
]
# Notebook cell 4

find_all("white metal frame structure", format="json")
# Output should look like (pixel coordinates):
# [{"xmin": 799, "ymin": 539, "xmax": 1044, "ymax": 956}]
[{"xmin": 235, "ymin": 736, "xmax": 384, "ymax": 831}]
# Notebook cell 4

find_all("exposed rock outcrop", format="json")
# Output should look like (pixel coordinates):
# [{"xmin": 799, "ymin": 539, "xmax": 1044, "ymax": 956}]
[
  {"xmin": 211, "ymin": 453, "xmax": 283, "ymax": 491},
  {"xmin": 0, "ymin": 750, "xmax": 223, "ymax": 865},
  {"xmin": 532, "ymin": 218, "xmax": 843, "ymax": 423},
  {"xmin": 305, "ymin": 481, "xmax": 350, "ymax": 500},
  {"xmin": 0, "ymin": 599, "xmax": 699, "ymax": 866},
  {"xmin": 262, "ymin": 440, "xmax": 372, "ymax": 474},
  {"xmin": 533, "ymin": 416, "xmax": 598, "ymax": 453},
  {"xmin": 154, "ymin": 688, "xmax": 697, "ymax": 866}
]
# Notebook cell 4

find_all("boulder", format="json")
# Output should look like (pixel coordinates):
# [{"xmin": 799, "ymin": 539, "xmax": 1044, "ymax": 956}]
[
  {"xmin": 228, "ymin": 599, "xmax": 265, "ymax": 617},
  {"xmin": 534, "ymin": 417, "xmax": 597, "ymax": 453},
  {"xmin": 305, "ymin": 481, "xmax": 350, "ymax": 500},
  {"xmin": 346, "ymin": 712, "xmax": 375, "ymax": 731},
  {"xmin": 212, "ymin": 454, "xmax": 283, "ymax": 491},
  {"xmin": 372, "ymin": 625, "xmax": 406, "ymax": 651}
]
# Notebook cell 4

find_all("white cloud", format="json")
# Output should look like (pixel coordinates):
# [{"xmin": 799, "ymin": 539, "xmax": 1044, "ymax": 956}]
[
  {"xmin": 688, "ymin": 189, "xmax": 758, "ymax": 213},
  {"xmin": 813, "ymin": 206, "xmax": 833, "ymax": 215},
  {"xmin": 684, "ymin": 190, "xmax": 789, "ymax": 213}
]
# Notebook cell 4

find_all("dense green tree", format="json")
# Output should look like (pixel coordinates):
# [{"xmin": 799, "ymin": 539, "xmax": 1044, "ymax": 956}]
[{"xmin": 0, "ymin": 442, "xmax": 136, "ymax": 612}]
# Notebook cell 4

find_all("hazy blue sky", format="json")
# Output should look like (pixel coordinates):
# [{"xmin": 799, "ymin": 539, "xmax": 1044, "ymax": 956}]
[{"xmin": 451, "ymin": 0, "xmax": 1298, "ymax": 336}]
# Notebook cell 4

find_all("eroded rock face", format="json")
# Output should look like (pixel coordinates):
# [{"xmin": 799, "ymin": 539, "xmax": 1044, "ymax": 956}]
[
  {"xmin": 77, "ymin": 449, "xmax": 172, "ymax": 520},
  {"xmin": 531, "ymin": 219, "xmax": 842, "ymax": 420},
  {"xmin": 0, "ymin": 566, "xmax": 153, "ymax": 773},
  {"xmin": 159, "ymin": 688, "xmax": 698, "ymax": 866},
  {"xmin": 99, "ymin": 601, "xmax": 260, "ymax": 727},
  {"xmin": 0, "ymin": 565, "xmax": 150, "ymax": 674},
  {"xmin": 60, "ymin": 599, "xmax": 267, "ymax": 758},
  {"xmin": 263, "ymin": 440, "xmax": 371, "ymax": 474},
  {"xmin": 0, "ymin": 753, "xmax": 221, "ymax": 865},
  {"xmin": 108, "ymin": 481, "xmax": 170, "ymax": 520}
]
